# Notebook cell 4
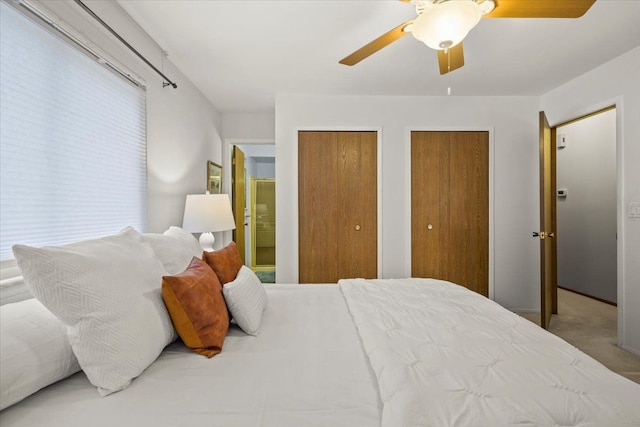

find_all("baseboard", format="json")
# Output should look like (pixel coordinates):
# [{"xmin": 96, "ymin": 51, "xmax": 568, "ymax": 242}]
[
  {"xmin": 621, "ymin": 344, "xmax": 640, "ymax": 357},
  {"xmin": 558, "ymin": 286, "xmax": 617, "ymax": 306}
]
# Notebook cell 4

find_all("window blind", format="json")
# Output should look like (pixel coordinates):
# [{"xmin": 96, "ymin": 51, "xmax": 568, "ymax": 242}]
[{"xmin": 0, "ymin": 2, "xmax": 147, "ymax": 260}]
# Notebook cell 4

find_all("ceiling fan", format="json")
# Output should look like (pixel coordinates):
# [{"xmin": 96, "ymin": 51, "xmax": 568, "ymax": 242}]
[{"xmin": 339, "ymin": 0, "xmax": 597, "ymax": 74}]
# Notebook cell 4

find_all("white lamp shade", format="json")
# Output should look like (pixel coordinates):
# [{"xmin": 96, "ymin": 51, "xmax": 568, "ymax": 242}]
[
  {"xmin": 412, "ymin": 1, "xmax": 483, "ymax": 50},
  {"xmin": 182, "ymin": 194, "xmax": 236, "ymax": 233}
]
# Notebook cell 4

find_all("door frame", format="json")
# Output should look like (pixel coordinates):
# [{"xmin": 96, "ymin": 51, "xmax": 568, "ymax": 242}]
[
  {"xmin": 543, "ymin": 98, "xmax": 624, "ymax": 347},
  {"xmin": 222, "ymin": 138, "xmax": 275, "ymax": 262},
  {"xmin": 404, "ymin": 127, "xmax": 495, "ymax": 299},
  {"xmin": 293, "ymin": 126, "xmax": 384, "ymax": 281}
]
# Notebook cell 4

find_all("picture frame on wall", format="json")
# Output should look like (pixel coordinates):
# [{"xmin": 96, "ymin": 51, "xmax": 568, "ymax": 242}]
[{"xmin": 207, "ymin": 161, "xmax": 222, "ymax": 194}]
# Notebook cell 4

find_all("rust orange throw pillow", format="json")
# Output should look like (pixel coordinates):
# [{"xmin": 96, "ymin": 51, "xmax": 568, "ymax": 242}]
[
  {"xmin": 202, "ymin": 241, "xmax": 243, "ymax": 285},
  {"xmin": 162, "ymin": 257, "xmax": 229, "ymax": 358}
]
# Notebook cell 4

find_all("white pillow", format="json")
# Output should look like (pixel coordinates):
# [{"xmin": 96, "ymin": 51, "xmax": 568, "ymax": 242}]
[
  {"xmin": 223, "ymin": 266, "xmax": 267, "ymax": 336},
  {"xmin": 0, "ymin": 299, "xmax": 81, "ymax": 410},
  {"xmin": 143, "ymin": 226, "xmax": 203, "ymax": 275},
  {"xmin": 12, "ymin": 227, "xmax": 176, "ymax": 396}
]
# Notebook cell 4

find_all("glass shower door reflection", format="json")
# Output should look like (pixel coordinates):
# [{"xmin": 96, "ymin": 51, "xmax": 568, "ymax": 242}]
[{"xmin": 251, "ymin": 179, "xmax": 275, "ymax": 268}]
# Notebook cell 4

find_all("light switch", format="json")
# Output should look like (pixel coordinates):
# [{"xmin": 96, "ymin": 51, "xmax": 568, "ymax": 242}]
[
  {"xmin": 557, "ymin": 134, "xmax": 567, "ymax": 149},
  {"xmin": 630, "ymin": 202, "xmax": 640, "ymax": 218}
]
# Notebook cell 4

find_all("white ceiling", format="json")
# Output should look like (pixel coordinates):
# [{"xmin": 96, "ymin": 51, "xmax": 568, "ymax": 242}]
[{"xmin": 117, "ymin": 0, "xmax": 640, "ymax": 113}]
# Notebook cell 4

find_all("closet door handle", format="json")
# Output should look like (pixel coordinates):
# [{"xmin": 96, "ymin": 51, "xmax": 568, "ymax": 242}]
[
  {"xmin": 427, "ymin": 224, "xmax": 433, "ymax": 230},
  {"xmin": 354, "ymin": 225, "xmax": 361, "ymax": 231}
]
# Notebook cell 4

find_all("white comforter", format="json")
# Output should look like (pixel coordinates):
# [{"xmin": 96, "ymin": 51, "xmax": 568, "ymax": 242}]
[{"xmin": 340, "ymin": 278, "xmax": 640, "ymax": 427}]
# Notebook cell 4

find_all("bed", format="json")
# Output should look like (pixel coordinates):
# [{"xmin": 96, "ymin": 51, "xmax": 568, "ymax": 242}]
[{"xmin": 1, "ymin": 229, "xmax": 640, "ymax": 426}]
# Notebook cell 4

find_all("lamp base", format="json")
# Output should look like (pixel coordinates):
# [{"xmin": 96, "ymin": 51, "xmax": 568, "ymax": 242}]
[{"xmin": 198, "ymin": 232, "xmax": 215, "ymax": 252}]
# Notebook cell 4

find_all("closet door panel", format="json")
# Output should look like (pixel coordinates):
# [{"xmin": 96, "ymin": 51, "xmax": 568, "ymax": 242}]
[
  {"xmin": 411, "ymin": 132, "xmax": 451, "ymax": 280},
  {"xmin": 448, "ymin": 132, "xmax": 489, "ymax": 295},
  {"xmin": 337, "ymin": 132, "xmax": 377, "ymax": 279},
  {"xmin": 411, "ymin": 131, "xmax": 489, "ymax": 296},
  {"xmin": 298, "ymin": 131, "xmax": 339, "ymax": 283}
]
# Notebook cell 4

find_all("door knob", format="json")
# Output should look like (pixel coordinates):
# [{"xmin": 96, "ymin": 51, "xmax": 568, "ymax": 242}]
[
  {"xmin": 354, "ymin": 225, "xmax": 361, "ymax": 231},
  {"xmin": 532, "ymin": 231, "xmax": 548, "ymax": 240},
  {"xmin": 427, "ymin": 224, "xmax": 433, "ymax": 230}
]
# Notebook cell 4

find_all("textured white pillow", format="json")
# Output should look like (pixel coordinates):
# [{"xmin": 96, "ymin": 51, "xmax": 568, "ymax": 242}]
[
  {"xmin": 0, "ymin": 299, "xmax": 81, "ymax": 410},
  {"xmin": 143, "ymin": 226, "xmax": 203, "ymax": 275},
  {"xmin": 12, "ymin": 227, "xmax": 175, "ymax": 396},
  {"xmin": 222, "ymin": 266, "xmax": 267, "ymax": 336}
]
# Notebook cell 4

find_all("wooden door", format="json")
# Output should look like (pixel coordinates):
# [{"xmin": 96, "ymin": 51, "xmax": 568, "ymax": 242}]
[
  {"xmin": 299, "ymin": 132, "xmax": 339, "ymax": 283},
  {"xmin": 337, "ymin": 132, "xmax": 378, "ymax": 280},
  {"xmin": 411, "ymin": 132, "xmax": 451, "ymax": 280},
  {"xmin": 539, "ymin": 112, "xmax": 558, "ymax": 329},
  {"xmin": 411, "ymin": 131, "xmax": 489, "ymax": 296},
  {"xmin": 298, "ymin": 131, "xmax": 377, "ymax": 283},
  {"xmin": 232, "ymin": 145, "xmax": 246, "ymax": 264}
]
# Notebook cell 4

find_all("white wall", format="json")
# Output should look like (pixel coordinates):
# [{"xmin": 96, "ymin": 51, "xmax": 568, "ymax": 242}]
[
  {"xmin": 275, "ymin": 94, "xmax": 541, "ymax": 311},
  {"xmin": 556, "ymin": 109, "xmax": 617, "ymax": 303},
  {"xmin": 254, "ymin": 159, "xmax": 276, "ymax": 179},
  {"xmin": 33, "ymin": 0, "xmax": 223, "ymax": 235},
  {"xmin": 146, "ymin": 74, "xmax": 222, "ymax": 234},
  {"xmin": 222, "ymin": 113, "xmax": 275, "ymax": 140},
  {"xmin": 540, "ymin": 47, "xmax": 640, "ymax": 355}
]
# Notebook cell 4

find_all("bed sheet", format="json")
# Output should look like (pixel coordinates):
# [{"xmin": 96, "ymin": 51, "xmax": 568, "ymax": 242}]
[{"xmin": 0, "ymin": 284, "xmax": 381, "ymax": 427}]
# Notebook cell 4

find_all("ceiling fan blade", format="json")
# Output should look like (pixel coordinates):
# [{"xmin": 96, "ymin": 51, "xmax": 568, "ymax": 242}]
[
  {"xmin": 339, "ymin": 21, "xmax": 413, "ymax": 66},
  {"xmin": 484, "ymin": 0, "xmax": 596, "ymax": 18},
  {"xmin": 437, "ymin": 43, "xmax": 464, "ymax": 75}
]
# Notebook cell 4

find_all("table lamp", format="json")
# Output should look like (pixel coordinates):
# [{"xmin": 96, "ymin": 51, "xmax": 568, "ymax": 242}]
[{"xmin": 182, "ymin": 193, "xmax": 236, "ymax": 251}]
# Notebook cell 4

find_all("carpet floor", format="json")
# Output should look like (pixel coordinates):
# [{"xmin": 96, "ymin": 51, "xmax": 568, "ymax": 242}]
[
  {"xmin": 517, "ymin": 288, "xmax": 640, "ymax": 384},
  {"xmin": 254, "ymin": 270, "xmax": 275, "ymax": 283}
]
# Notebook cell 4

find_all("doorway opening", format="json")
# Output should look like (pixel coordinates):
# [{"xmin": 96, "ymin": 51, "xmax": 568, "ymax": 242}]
[
  {"xmin": 539, "ymin": 106, "xmax": 621, "ymax": 343},
  {"xmin": 555, "ymin": 107, "xmax": 617, "ymax": 305},
  {"xmin": 231, "ymin": 143, "xmax": 276, "ymax": 283}
]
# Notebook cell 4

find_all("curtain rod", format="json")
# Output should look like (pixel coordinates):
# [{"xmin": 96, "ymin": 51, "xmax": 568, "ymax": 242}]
[
  {"xmin": 73, "ymin": 0, "xmax": 177, "ymax": 89},
  {"xmin": 15, "ymin": 0, "xmax": 145, "ymax": 88}
]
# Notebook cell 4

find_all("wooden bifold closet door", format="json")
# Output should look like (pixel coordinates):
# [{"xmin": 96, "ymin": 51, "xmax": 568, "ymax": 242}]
[
  {"xmin": 298, "ymin": 131, "xmax": 377, "ymax": 283},
  {"xmin": 411, "ymin": 131, "xmax": 489, "ymax": 296}
]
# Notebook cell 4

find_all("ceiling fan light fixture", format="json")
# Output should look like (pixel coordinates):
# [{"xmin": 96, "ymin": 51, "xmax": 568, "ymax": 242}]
[
  {"xmin": 411, "ymin": 0, "xmax": 483, "ymax": 50},
  {"xmin": 478, "ymin": 0, "xmax": 495, "ymax": 14}
]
